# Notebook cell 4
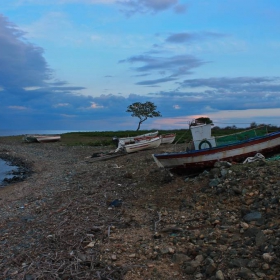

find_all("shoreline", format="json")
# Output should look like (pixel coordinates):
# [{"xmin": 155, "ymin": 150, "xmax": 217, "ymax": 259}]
[
  {"xmin": 0, "ymin": 137, "xmax": 280, "ymax": 279},
  {"xmin": 0, "ymin": 154, "xmax": 33, "ymax": 187}
]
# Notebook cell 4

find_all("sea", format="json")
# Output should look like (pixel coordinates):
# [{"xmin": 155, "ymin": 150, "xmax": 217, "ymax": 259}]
[
  {"xmin": 0, "ymin": 159, "xmax": 18, "ymax": 186},
  {"xmin": 0, "ymin": 129, "xmax": 89, "ymax": 137}
]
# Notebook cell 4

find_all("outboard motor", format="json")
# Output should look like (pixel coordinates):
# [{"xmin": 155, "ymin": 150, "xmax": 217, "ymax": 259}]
[{"xmin": 112, "ymin": 136, "xmax": 119, "ymax": 147}]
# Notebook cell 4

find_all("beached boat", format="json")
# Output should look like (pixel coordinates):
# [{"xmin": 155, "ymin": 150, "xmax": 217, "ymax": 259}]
[
  {"xmin": 152, "ymin": 119, "xmax": 280, "ymax": 173},
  {"xmin": 161, "ymin": 133, "xmax": 176, "ymax": 144},
  {"xmin": 116, "ymin": 136, "xmax": 162, "ymax": 153},
  {"xmin": 114, "ymin": 131, "xmax": 158, "ymax": 145},
  {"xmin": 23, "ymin": 135, "xmax": 61, "ymax": 143}
]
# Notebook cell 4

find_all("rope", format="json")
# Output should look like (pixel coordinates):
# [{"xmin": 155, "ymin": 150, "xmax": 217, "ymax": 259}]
[
  {"xmin": 174, "ymin": 131, "xmax": 188, "ymax": 145},
  {"xmin": 173, "ymin": 131, "xmax": 188, "ymax": 152}
]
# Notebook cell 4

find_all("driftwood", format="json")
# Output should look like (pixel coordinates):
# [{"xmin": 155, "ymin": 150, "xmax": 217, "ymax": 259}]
[{"xmin": 86, "ymin": 151, "xmax": 127, "ymax": 162}]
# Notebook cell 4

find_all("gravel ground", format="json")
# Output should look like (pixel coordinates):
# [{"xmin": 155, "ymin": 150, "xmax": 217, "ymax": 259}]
[{"xmin": 0, "ymin": 136, "xmax": 280, "ymax": 280}]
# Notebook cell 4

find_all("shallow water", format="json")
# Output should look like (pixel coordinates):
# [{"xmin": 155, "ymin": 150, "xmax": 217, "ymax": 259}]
[{"xmin": 0, "ymin": 158, "xmax": 19, "ymax": 186}]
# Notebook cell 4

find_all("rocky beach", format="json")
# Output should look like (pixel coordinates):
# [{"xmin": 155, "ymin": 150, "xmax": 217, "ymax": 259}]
[{"xmin": 0, "ymin": 136, "xmax": 280, "ymax": 280}]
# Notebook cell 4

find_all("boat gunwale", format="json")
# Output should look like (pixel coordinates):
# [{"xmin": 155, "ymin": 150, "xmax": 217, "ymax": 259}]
[
  {"xmin": 124, "ymin": 136, "xmax": 161, "ymax": 148},
  {"xmin": 153, "ymin": 130, "xmax": 280, "ymax": 159}
]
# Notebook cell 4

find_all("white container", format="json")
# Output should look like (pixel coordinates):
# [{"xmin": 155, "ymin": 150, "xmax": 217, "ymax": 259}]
[
  {"xmin": 190, "ymin": 124, "xmax": 216, "ymax": 150},
  {"xmin": 190, "ymin": 124, "xmax": 212, "ymax": 141}
]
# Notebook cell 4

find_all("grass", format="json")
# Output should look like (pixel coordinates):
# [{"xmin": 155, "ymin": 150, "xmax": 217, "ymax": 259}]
[
  {"xmin": 61, "ymin": 129, "xmax": 190, "ymax": 146},
  {"xmin": 1, "ymin": 126, "xmax": 277, "ymax": 147},
  {"xmin": 61, "ymin": 126, "xmax": 279, "ymax": 147},
  {"xmin": 0, "ymin": 125, "xmax": 277, "ymax": 147}
]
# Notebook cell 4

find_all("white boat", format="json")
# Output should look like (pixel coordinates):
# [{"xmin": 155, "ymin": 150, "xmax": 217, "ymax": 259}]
[
  {"xmin": 161, "ymin": 133, "xmax": 176, "ymax": 144},
  {"xmin": 116, "ymin": 136, "xmax": 162, "ymax": 153},
  {"xmin": 115, "ymin": 131, "xmax": 158, "ymax": 145},
  {"xmin": 153, "ymin": 119, "xmax": 280, "ymax": 174},
  {"xmin": 23, "ymin": 135, "xmax": 61, "ymax": 143}
]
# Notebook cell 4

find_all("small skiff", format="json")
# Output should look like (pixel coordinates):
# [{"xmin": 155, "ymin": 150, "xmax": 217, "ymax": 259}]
[
  {"xmin": 23, "ymin": 135, "xmax": 61, "ymax": 143},
  {"xmin": 116, "ymin": 136, "xmax": 162, "ymax": 153},
  {"xmin": 114, "ymin": 131, "xmax": 158, "ymax": 145}
]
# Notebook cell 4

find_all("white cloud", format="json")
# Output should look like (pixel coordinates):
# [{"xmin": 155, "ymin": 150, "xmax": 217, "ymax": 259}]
[
  {"xmin": 60, "ymin": 114, "xmax": 76, "ymax": 117},
  {"xmin": 207, "ymin": 108, "xmax": 280, "ymax": 119},
  {"xmin": 90, "ymin": 102, "xmax": 104, "ymax": 108},
  {"xmin": 8, "ymin": 106, "xmax": 28, "ymax": 110},
  {"xmin": 204, "ymin": 105, "xmax": 216, "ymax": 112},
  {"xmin": 53, "ymin": 103, "xmax": 70, "ymax": 107},
  {"xmin": 23, "ymin": 86, "xmax": 41, "ymax": 91}
]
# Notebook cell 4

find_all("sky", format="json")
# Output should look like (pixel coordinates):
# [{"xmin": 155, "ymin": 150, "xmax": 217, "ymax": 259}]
[{"xmin": 1, "ymin": 0, "xmax": 280, "ymax": 131}]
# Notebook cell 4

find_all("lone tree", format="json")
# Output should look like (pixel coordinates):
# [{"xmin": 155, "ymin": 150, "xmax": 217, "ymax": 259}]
[{"xmin": 126, "ymin": 101, "xmax": 162, "ymax": 131}]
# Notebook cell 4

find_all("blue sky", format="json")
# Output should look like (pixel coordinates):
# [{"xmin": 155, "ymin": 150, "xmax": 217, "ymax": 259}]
[{"xmin": 1, "ymin": 0, "xmax": 280, "ymax": 131}]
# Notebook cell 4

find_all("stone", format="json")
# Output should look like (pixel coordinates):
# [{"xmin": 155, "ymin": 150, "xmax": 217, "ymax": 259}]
[
  {"xmin": 160, "ymin": 247, "xmax": 170, "ymax": 255},
  {"xmin": 262, "ymin": 253, "xmax": 274, "ymax": 263},
  {"xmin": 172, "ymin": 253, "xmax": 191, "ymax": 264},
  {"xmin": 262, "ymin": 263, "xmax": 270, "ymax": 270},
  {"xmin": 247, "ymin": 259, "xmax": 259, "ymax": 268},
  {"xmin": 220, "ymin": 169, "xmax": 227, "ymax": 177},
  {"xmin": 237, "ymin": 268, "xmax": 256, "ymax": 280},
  {"xmin": 209, "ymin": 178, "xmax": 220, "ymax": 187},
  {"xmin": 240, "ymin": 222, "xmax": 249, "ymax": 229},
  {"xmin": 255, "ymin": 230, "xmax": 266, "ymax": 246},
  {"xmin": 243, "ymin": 212, "xmax": 262, "ymax": 222},
  {"xmin": 183, "ymin": 265, "xmax": 196, "ymax": 275},
  {"xmin": 205, "ymin": 262, "xmax": 217, "ymax": 276},
  {"xmin": 215, "ymin": 270, "xmax": 225, "ymax": 280}
]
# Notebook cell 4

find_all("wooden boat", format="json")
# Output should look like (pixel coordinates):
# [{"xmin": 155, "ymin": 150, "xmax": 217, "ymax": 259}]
[
  {"xmin": 161, "ymin": 133, "xmax": 176, "ymax": 144},
  {"xmin": 23, "ymin": 135, "xmax": 61, "ymax": 143},
  {"xmin": 116, "ymin": 136, "xmax": 162, "ymax": 153},
  {"xmin": 152, "ymin": 119, "xmax": 280, "ymax": 173},
  {"xmin": 115, "ymin": 131, "xmax": 158, "ymax": 145}
]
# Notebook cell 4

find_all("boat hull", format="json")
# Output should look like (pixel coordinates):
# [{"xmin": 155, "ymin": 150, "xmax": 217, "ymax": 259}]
[
  {"xmin": 23, "ymin": 135, "xmax": 61, "ymax": 143},
  {"xmin": 125, "ymin": 137, "xmax": 162, "ymax": 153},
  {"xmin": 36, "ymin": 136, "xmax": 61, "ymax": 143},
  {"xmin": 119, "ymin": 131, "xmax": 158, "ymax": 144},
  {"xmin": 153, "ymin": 131, "xmax": 280, "ymax": 173},
  {"xmin": 161, "ymin": 133, "xmax": 176, "ymax": 144}
]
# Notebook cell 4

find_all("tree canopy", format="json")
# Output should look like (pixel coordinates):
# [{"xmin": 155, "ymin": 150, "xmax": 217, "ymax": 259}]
[
  {"xmin": 196, "ymin": 117, "xmax": 213, "ymax": 124},
  {"xmin": 126, "ymin": 101, "xmax": 162, "ymax": 131}
]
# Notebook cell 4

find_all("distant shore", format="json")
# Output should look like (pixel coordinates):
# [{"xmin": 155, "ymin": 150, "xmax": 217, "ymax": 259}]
[{"xmin": 0, "ymin": 129, "xmax": 90, "ymax": 137}]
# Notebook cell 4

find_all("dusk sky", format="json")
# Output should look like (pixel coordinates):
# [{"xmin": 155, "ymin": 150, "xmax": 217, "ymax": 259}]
[{"xmin": 1, "ymin": 0, "xmax": 280, "ymax": 131}]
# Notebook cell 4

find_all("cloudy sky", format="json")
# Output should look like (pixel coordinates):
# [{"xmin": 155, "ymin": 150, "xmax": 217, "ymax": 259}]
[{"xmin": 1, "ymin": 0, "xmax": 280, "ymax": 131}]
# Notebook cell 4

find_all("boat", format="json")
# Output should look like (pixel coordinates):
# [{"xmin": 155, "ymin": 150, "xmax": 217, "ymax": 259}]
[
  {"xmin": 23, "ymin": 135, "xmax": 61, "ymax": 143},
  {"xmin": 113, "ymin": 131, "xmax": 158, "ymax": 145},
  {"xmin": 161, "ymin": 133, "xmax": 176, "ymax": 144},
  {"xmin": 116, "ymin": 136, "xmax": 162, "ymax": 153},
  {"xmin": 134, "ymin": 131, "xmax": 158, "ymax": 139},
  {"xmin": 36, "ymin": 135, "xmax": 61, "ymax": 143},
  {"xmin": 152, "ymin": 119, "xmax": 280, "ymax": 174}
]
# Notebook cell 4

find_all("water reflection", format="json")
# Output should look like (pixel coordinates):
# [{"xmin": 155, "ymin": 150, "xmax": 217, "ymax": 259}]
[{"xmin": 0, "ymin": 158, "xmax": 19, "ymax": 186}]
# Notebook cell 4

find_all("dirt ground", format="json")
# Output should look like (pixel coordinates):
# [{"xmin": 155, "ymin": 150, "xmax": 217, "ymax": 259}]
[
  {"xmin": 0, "ymin": 136, "xmax": 280, "ymax": 280},
  {"xmin": 0, "ymin": 138, "xmax": 192, "ymax": 279}
]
